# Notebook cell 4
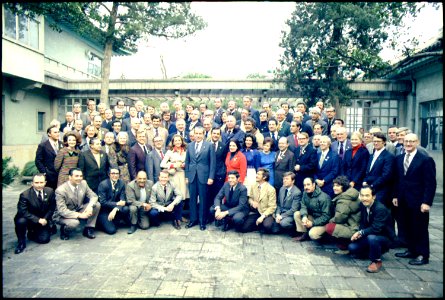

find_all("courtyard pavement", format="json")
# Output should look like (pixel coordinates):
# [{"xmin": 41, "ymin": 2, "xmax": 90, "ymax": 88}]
[{"xmin": 2, "ymin": 182, "xmax": 443, "ymax": 298}]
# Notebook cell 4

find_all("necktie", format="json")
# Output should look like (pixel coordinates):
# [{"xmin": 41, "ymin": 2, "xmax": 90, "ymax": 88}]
[
  {"xmin": 214, "ymin": 142, "xmax": 217, "ymax": 152},
  {"xmin": 143, "ymin": 145, "xmax": 148, "ymax": 156},
  {"xmin": 53, "ymin": 142, "xmax": 58, "ymax": 154},
  {"xmin": 400, "ymin": 146, "xmax": 405, "ymax": 155},
  {"xmin": 74, "ymin": 186, "xmax": 79, "ymax": 200},
  {"xmin": 160, "ymin": 151, "xmax": 164, "ymax": 160},
  {"xmin": 367, "ymin": 207, "xmax": 370, "ymax": 223},
  {"xmin": 319, "ymin": 152, "xmax": 325, "ymax": 168},
  {"xmin": 38, "ymin": 191, "xmax": 43, "ymax": 202},
  {"xmin": 195, "ymin": 142, "xmax": 200, "ymax": 154},
  {"xmin": 155, "ymin": 128, "xmax": 159, "ymax": 137},
  {"xmin": 294, "ymin": 135, "xmax": 298, "ymax": 146},
  {"xmin": 284, "ymin": 188, "xmax": 288, "ymax": 200},
  {"xmin": 111, "ymin": 181, "xmax": 116, "ymax": 191},
  {"xmin": 404, "ymin": 153, "xmax": 410, "ymax": 175},
  {"xmin": 228, "ymin": 187, "xmax": 233, "ymax": 204},
  {"xmin": 164, "ymin": 185, "xmax": 167, "ymax": 197},
  {"xmin": 339, "ymin": 142, "xmax": 344, "ymax": 158}
]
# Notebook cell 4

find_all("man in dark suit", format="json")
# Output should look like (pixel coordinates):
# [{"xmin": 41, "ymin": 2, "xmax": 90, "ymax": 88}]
[
  {"xmin": 128, "ymin": 131, "xmax": 152, "ymax": 180},
  {"xmin": 363, "ymin": 132, "xmax": 395, "ymax": 207},
  {"xmin": 145, "ymin": 136, "xmax": 165, "ymax": 183},
  {"xmin": 293, "ymin": 132, "xmax": 317, "ymax": 191},
  {"xmin": 287, "ymin": 121, "xmax": 300, "ymax": 154},
  {"xmin": 222, "ymin": 115, "xmax": 245, "ymax": 147},
  {"xmin": 273, "ymin": 137, "xmax": 295, "ymax": 193},
  {"xmin": 213, "ymin": 98, "xmax": 224, "ymax": 125},
  {"xmin": 101, "ymin": 108, "xmax": 115, "ymax": 131},
  {"xmin": 78, "ymin": 138, "xmax": 110, "ymax": 194},
  {"xmin": 227, "ymin": 100, "xmax": 241, "ymax": 121},
  {"xmin": 206, "ymin": 127, "xmax": 228, "ymax": 223},
  {"xmin": 393, "ymin": 133, "xmax": 436, "ymax": 266},
  {"xmin": 166, "ymin": 119, "xmax": 190, "ymax": 146},
  {"xmin": 271, "ymin": 172, "xmax": 301, "ymax": 234},
  {"xmin": 242, "ymin": 96, "xmax": 260, "ymax": 126},
  {"xmin": 185, "ymin": 126, "xmax": 216, "ymax": 230},
  {"xmin": 14, "ymin": 174, "xmax": 56, "ymax": 254},
  {"xmin": 187, "ymin": 109, "xmax": 202, "ymax": 132},
  {"xmin": 265, "ymin": 118, "xmax": 281, "ymax": 151},
  {"xmin": 97, "ymin": 168, "xmax": 136, "ymax": 235},
  {"xmin": 281, "ymin": 102, "xmax": 294, "ymax": 123},
  {"xmin": 149, "ymin": 170, "xmax": 184, "ymax": 229},
  {"xmin": 348, "ymin": 185, "xmax": 395, "ymax": 273},
  {"xmin": 324, "ymin": 106, "xmax": 336, "ymax": 135},
  {"xmin": 35, "ymin": 125, "xmax": 63, "ymax": 190},
  {"xmin": 276, "ymin": 109, "xmax": 291, "ymax": 138},
  {"xmin": 330, "ymin": 126, "xmax": 352, "ymax": 161},
  {"xmin": 92, "ymin": 115, "xmax": 109, "ymax": 145},
  {"xmin": 315, "ymin": 136, "xmax": 340, "ymax": 199},
  {"xmin": 210, "ymin": 170, "xmax": 249, "ymax": 232},
  {"xmin": 60, "ymin": 112, "xmax": 75, "ymax": 134},
  {"xmin": 53, "ymin": 168, "xmax": 101, "ymax": 240}
]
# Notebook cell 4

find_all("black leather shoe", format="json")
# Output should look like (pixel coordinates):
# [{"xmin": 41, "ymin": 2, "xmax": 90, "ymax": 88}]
[
  {"xmin": 60, "ymin": 225, "xmax": 69, "ymax": 240},
  {"xmin": 127, "ymin": 225, "xmax": 137, "ymax": 234},
  {"xmin": 50, "ymin": 224, "xmax": 57, "ymax": 235},
  {"xmin": 172, "ymin": 220, "xmax": 181, "ymax": 230},
  {"xmin": 186, "ymin": 221, "xmax": 198, "ymax": 228},
  {"xmin": 14, "ymin": 240, "xmax": 26, "ymax": 254},
  {"xmin": 222, "ymin": 221, "xmax": 231, "ymax": 232},
  {"xmin": 82, "ymin": 227, "xmax": 96, "ymax": 239},
  {"xmin": 215, "ymin": 220, "xmax": 222, "ymax": 227},
  {"xmin": 409, "ymin": 255, "xmax": 429, "ymax": 265},
  {"xmin": 395, "ymin": 251, "xmax": 416, "ymax": 258},
  {"xmin": 200, "ymin": 224, "xmax": 206, "ymax": 231}
]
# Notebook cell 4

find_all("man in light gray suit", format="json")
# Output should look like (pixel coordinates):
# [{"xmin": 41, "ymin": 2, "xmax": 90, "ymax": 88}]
[
  {"xmin": 145, "ymin": 136, "xmax": 165, "ymax": 183},
  {"xmin": 53, "ymin": 168, "xmax": 101, "ymax": 240},
  {"xmin": 149, "ymin": 170, "xmax": 183, "ymax": 229},
  {"xmin": 271, "ymin": 172, "xmax": 302, "ymax": 234},
  {"xmin": 125, "ymin": 171, "xmax": 154, "ymax": 232},
  {"xmin": 185, "ymin": 126, "xmax": 216, "ymax": 230}
]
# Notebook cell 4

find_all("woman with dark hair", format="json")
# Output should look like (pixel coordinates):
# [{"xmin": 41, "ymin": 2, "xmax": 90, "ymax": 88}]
[
  {"xmin": 241, "ymin": 133, "xmax": 261, "ymax": 195},
  {"xmin": 258, "ymin": 137, "xmax": 276, "ymax": 186},
  {"xmin": 54, "ymin": 132, "xmax": 81, "ymax": 186},
  {"xmin": 108, "ymin": 131, "xmax": 131, "ymax": 183},
  {"xmin": 341, "ymin": 132, "xmax": 370, "ymax": 190},
  {"xmin": 258, "ymin": 110, "xmax": 269, "ymax": 134},
  {"xmin": 225, "ymin": 139, "xmax": 247, "ymax": 184},
  {"xmin": 160, "ymin": 134, "xmax": 188, "ymax": 199},
  {"xmin": 325, "ymin": 175, "xmax": 361, "ymax": 253}
]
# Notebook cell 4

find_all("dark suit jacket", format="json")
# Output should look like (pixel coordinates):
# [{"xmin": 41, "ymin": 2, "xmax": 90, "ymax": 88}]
[
  {"xmin": 394, "ymin": 151, "xmax": 436, "ymax": 208},
  {"xmin": 249, "ymin": 107, "xmax": 260, "ymax": 126},
  {"xmin": 214, "ymin": 140, "xmax": 229, "ymax": 179},
  {"xmin": 15, "ymin": 187, "xmax": 56, "ymax": 223},
  {"xmin": 227, "ymin": 109, "xmax": 241, "ymax": 121},
  {"xmin": 127, "ymin": 130, "xmax": 137, "ymax": 148},
  {"xmin": 277, "ymin": 121, "xmax": 291, "ymax": 138},
  {"xmin": 145, "ymin": 148, "xmax": 164, "ymax": 183},
  {"xmin": 263, "ymin": 131, "xmax": 281, "ymax": 152},
  {"xmin": 213, "ymin": 182, "xmax": 249, "ymax": 216},
  {"xmin": 342, "ymin": 146, "xmax": 369, "ymax": 190},
  {"xmin": 315, "ymin": 150, "xmax": 340, "ymax": 198},
  {"xmin": 293, "ymin": 144, "xmax": 318, "ymax": 190},
  {"xmin": 101, "ymin": 118, "xmax": 115, "ymax": 132},
  {"xmin": 331, "ymin": 139, "xmax": 352, "ymax": 159},
  {"xmin": 213, "ymin": 108, "xmax": 224, "ymax": 125},
  {"xmin": 363, "ymin": 149, "xmax": 394, "ymax": 205},
  {"xmin": 285, "ymin": 113, "xmax": 294, "ymax": 123},
  {"xmin": 274, "ymin": 149, "xmax": 295, "ymax": 190},
  {"xmin": 97, "ymin": 178, "xmax": 126, "ymax": 212},
  {"xmin": 276, "ymin": 185, "xmax": 301, "ymax": 218},
  {"xmin": 128, "ymin": 143, "xmax": 152, "ymax": 180},
  {"xmin": 188, "ymin": 120, "xmax": 202, "ymax": 132},
  {"xmin": 185, "ymin": 140, "xmax": 216, "ymax": 184},
  {"xmin": 35, "ymin": 140, "xmax": 64, "ymax": 185},
  {"xmin": 359, "ymin": 200, "xmax": 395, "ymax": 241},
  {"xmin": 60, "ymin": 121, "xmax": 74, "ymax": 133},
  {"xmin": 287, "ymin": 134, "xmax": 299, "ymax": 154},
  {"xmin": 78, "ymin": 150, "xmax": 110, "ymax": 193},
  {"xmin": 222, "ymin": 127, "xmax": 245, "ymax": 147},
  {"xmin": 300, "ymin": 122, "xmax": 313, "ymax": 137}
]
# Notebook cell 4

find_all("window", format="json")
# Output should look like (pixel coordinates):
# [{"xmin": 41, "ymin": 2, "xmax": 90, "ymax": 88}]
[
  {"xmin": 37, "ymin": 112, "xmax": 45, "ymax": 132},
  {"xmin": 3, "ymin": 7, "xmax": 39, "ymax": 49},
  {"xmin": 87, "ymin": 53, "xmax": 102, "ymax": 77},
  {"xmin": 420, "ymin": 99, "xmax": 443, "ymax": 151}
]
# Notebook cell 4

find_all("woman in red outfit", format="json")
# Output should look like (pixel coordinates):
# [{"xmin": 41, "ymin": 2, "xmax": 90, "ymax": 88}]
[{"xmin": 225, "ymin": 139, "xmax": 247, "ymax": 184}]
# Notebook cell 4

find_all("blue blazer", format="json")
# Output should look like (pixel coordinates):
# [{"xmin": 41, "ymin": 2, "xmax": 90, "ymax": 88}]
[
  {"xmin": 363, "ymin": 149, "xmax": 395, "ymax": 205},
  {"xmin": 315, "ymin": 150, "xmax": 340, "ymax": 198},
  {"xmin": 331, "ymin": 139, "xmax": 352, "ymax": 159},
  {"xmin": 97, "ymin": 178, "xmax": 126, "ymax": 212},
  {"xmin": 213, "ymin": 182, "xmax": 249, "ymax": 216},
  {"xmin": 293, "ymin": 144, "xmax": 318, "ymax": 190},
  {"xmin": 185, "ymin": 140, "xmax": 216, "ymax": 184},
  {"xmin": 341, "ymin": 146, "xmax": 369, "ymax": 190}
]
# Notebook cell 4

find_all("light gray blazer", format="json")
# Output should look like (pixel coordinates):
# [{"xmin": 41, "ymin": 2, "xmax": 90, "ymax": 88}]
[
  {"xmin": 125, "ymin": 179, "xmax": 154, "ymax": 208},
  {"xmin": 149, "ymin": 181, "xmax": 183, "ymax": 211}
]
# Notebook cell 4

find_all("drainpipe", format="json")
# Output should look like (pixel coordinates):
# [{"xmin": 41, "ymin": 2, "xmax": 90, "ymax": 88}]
[{"xmin": 410, "ymin": 75, "xmax": 417, "ymax": 133}]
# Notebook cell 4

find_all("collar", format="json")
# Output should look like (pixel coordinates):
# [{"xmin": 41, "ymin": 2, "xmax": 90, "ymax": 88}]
[
  {"xmin": 68, "ymin": 181, "xmax": 78, "ymax": 193},
  {"xmin": 406, "ymin": 148, "xmax": 417, "ymax": 157},
  {"xmin": 374, "ymin": 147, "xmax": 385, "ymax": 156}
]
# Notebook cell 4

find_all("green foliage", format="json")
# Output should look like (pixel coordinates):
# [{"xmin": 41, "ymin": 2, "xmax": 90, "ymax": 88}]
[
  {"xmin": 2, "ymin": 157, "xmax": 19, "ymax": 189},
  {"xmin": 276, "ymin": 2, "xmax": 420, "ymax": 109},
  {"xmin": 21, "ymin": 161, "xmax": 39, "ymax": 177},
  {"xmin": 181, "ymin": 73, "xmax": 212, "ymax": 79}
]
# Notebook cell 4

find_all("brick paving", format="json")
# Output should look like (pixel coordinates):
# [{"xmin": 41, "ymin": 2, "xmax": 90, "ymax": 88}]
[{"xmin": 2, "ymin": 182, "xmax": 443, "ymax": 298}]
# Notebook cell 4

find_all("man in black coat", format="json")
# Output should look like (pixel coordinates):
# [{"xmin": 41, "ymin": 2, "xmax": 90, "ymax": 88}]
[
  {"xmin": 273, "ymin": 137, "xmax": 295, "ymax": 193},
  {"xmin": 78, "ymin": 138, "xmax": 109, "ymax": 193},
  {"xmin": 128, "ymin": 131, "xmax": 152, "ymax": 180},
  {"xmin": 293, "ymin": 132, "xmax": 317, "ymax": 191},
  {"xmin": 348, "ymin": 185, "xmax": 395, "ymax": 273},
  {"xmin": 35, "ymin": 125, "xmax": 63, "ymax": 190},
  {"xmin": 393, "ymin": 133, "xmax": 436, "ymax": 265},
  {"xmin": 14, "ymin": 174, "xmax": 56, "ymax": 254},
  {"xmin": 210, "ymin": 170, "xmax": 249, "ymax": 232}
]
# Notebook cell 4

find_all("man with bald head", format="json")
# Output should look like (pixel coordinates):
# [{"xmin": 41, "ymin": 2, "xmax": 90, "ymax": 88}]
[
  {"xmin": 393, "ymin": 133, "xmax": 436, "ymax": 265},
  {"xmin": 126, "ymin": 171, "xmax": 154, "ymax": 231},
  {"xmin": 331, "ymin": 126, "xmax": 352, "ymax": 161}
]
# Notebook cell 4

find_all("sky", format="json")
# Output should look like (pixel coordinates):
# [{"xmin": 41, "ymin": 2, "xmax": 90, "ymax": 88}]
[{"xmin": 110, "ymin": 2, "xmax": 443, "ymax": 80}]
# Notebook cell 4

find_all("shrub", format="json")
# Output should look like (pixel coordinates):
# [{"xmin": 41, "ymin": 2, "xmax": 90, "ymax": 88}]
[
  {"xmin": 2, "ymin": 157, "xmax": 19, "ymax": 189},
  {"xmin": 21, "ymin": 161, "xmax": 39, "ymax": 177}
]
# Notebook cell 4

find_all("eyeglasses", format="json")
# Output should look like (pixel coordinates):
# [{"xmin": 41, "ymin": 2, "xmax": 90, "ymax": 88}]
[
  {"xmin": 110, "ymin": 172, "xmax": 119, "ymax": 175},
  {"xmin": 404, "ymin": 140, "xmax": 417, "ymax": 143},
  {"xmin": 373, "ymin": 140, "xmax": 383, "ymax": 143},
  {"xmin": 154, "ymin": 140, "xmax": 163, "ymax": 142},
  {"xmin": 297, "ymin": 137, "xmax": 307, "ymax": 140}
]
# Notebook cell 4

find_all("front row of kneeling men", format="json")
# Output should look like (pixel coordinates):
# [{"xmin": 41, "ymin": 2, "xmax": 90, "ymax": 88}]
[{"xmin": 14, "ymin": 134, "xmax": 436, "ymax": 273}]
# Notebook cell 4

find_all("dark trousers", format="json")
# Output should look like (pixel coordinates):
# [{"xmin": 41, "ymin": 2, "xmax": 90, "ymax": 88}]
[
  {"xmin": 209, "ymin": 204, "xmax": 247, "ymax": 231},
  {"xmin": 392, "ymin": 205, "xmax": 408, "ymax": 245},
  {"xmin": 206, "ymin": 175, "xmax": 225, "ymax": 222},
  {"xmin": 149, "ymin": 202, "xmax": 184, "ymax": 225},
  {"xmin": 188, "ymin": 178, "xmax": 209, "ymax": 225},
  {"xmin": 239, "ymin": 211, "xmax": 275, "ymax": 233},
  {"xmin": 14, "ymin": 217, "xmax": 51, "ymax": 244},
  {"xmin": 401, "ymin": 203, "xmax": 430, "ymax": 258},
  {"xmin": 348, "ymin": 234, "xmax": 391, "ymax": 261},
  {"xmin": 97, "ymin": 206, "xmax": 131, "ymax": 235}
]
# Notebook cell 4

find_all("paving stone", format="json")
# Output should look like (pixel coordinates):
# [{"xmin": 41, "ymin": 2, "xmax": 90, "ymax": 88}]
[
  {"xmin": 397, "ymin": 280, "xmax": 442, "ymax": 297},
  {"xmin": 294, "ymin": 275, "xmax": 324, "ymax": 289},
  {"xmin": 126, "ymin": 278, "xmax": 161, "ymax": 295},
  {"xmin": 155, "ymin": 281, "xmax": 186, "ymax": 297},
  {"xmin": 385, "ymin": 268, "xmax": 422, "ymax": 281},
  {"xmin": 183, "ymin": 282, "xmax": 214, "ymax": 297},
  {"xmin": 326, "ymin": 289, "xmax": 357, "ymax": 298}
]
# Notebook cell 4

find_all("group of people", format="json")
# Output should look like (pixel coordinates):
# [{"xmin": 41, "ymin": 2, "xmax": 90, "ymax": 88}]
[{"xmin": 14, "ymin": 96, "xmax": 436, "ymax": 274}]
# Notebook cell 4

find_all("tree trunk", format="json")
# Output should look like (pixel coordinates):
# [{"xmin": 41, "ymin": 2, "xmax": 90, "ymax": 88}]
[{"xmin": 99, "ymin": 2, "xmax": 119, "ymax": 107}]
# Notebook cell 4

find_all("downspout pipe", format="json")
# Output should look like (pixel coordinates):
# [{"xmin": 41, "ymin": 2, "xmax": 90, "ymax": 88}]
[{"xmin": 410, "ymin": 75, "xmax": 417, "ymax": 133}]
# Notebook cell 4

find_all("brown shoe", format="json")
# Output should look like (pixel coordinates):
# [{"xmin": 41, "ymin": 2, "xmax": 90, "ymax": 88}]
[
  {"xmin": 292, "ymin": 233, "xmax": 309, "ymax": 242},
  {"xmin": 366, "ymin": 261, "xmax": 382, "ymax": 273}
]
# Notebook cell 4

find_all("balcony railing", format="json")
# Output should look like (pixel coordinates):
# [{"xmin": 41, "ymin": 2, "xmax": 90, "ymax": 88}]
[{"xmin": 44, "ymin": 56, "xmax": 100, "ymax": 80}]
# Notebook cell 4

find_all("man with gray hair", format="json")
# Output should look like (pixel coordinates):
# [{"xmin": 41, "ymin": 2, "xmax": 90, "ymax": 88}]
[
  {"xmin": 366, "ymin": 127, "xmax": 396, "ymax": 155},
  {"xmin": 306, "ymin": 107, "xmax": 328, "ymax": 135}
]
